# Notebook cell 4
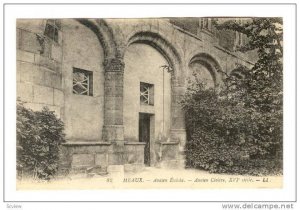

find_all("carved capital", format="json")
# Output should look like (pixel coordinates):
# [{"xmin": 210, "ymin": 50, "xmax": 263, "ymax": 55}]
[{"xmin": 103, "ymin": 58, "xmax": 125, "ymax": 72}]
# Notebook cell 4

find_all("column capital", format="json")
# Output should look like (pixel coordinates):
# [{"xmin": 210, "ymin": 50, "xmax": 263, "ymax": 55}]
[{"xmin": 103, "ymin": 58, "xmax": 125, "ymax": 72}]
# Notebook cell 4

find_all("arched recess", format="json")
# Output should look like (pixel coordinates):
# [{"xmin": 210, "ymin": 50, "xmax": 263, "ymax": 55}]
[
  {"xmin": 125, "ymin": 31, "xmax": 186, "ymax": 134},
  {"xmin": 188, "ymin": 53, "xmax": 223, "ymax": 87},
  {"xmin": 126, "ymin": 31, "xmax": 183, "ymax": 84},
  {"xmin": 230, "ymin": 64, "xmax": 249, "ymax": 79},
  {"xmin": 76, "ymin": 19, "xmax": 125, "ymax": 142},
  {"xmin": 124, "ymin": 31, "xmax": 186, "ymax": 168},
  {"xmin": 76, "ymin": 19, "xmax": 118, "ymax": 61},
  {"xmin": 61, "ymin": 19, "xmax": 108, "ymax": 141}
]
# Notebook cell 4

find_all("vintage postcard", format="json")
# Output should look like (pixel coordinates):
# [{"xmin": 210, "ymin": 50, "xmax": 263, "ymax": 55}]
[{"xmin": 15, "ymin": 17, "xmax": 284, "ymax": 190}]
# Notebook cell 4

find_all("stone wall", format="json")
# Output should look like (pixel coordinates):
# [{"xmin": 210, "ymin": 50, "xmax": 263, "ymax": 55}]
[
  {"xmin": 105, "ymin": 18, "xmax": 255, "ymax": 169},
  {"xmin": 17, "ymin": 19, "xmax": 63, "ymax": 117},
  {"xmin": 61, "ymin": 19, "xmax": 105, "ymax": 141},
  {"xmin": 17, "ymin": 18, "xmax": 256, "ymax": 172},
  {"xmin": 60, "ymin": 142, "xmax": 145, "ymax": 173}
]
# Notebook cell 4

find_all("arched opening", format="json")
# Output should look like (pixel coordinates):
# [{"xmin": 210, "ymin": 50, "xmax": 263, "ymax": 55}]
[
  {"xmin": 230, "ymin": 68, "xmax": 247, "ymax": 79},
  {"xmin": 127, "ymin": 31, "xmax": 182, "ymax": 80},
  {"xmin": 188, "ymin": 53, "xmax": 222, "ymax": 89},
  {"xmin": 61, "ymin": 19, "xmax": 105, "ymax": 141},
  {"xmin": 123, "ymin": 43, "xmax": 171, "ymax": 166},
  {"xmin": 76, "ymin": 19, "xmax": 117, "ymax": 61},
  {"xmin": 188, "ymin": 62, "xmax": 216, "ymax": 89}
]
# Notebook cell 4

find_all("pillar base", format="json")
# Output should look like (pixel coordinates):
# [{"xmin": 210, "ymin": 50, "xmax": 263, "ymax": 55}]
[{"xmin": 170, "ymin": 129, "xmax": 186, "ymax": 169}]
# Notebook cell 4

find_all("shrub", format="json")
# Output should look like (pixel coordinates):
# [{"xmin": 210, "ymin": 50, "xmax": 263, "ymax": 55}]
[
  {"xmin": 17, "ymin": 103, "xmax": 65, "ymax": 180},
  {"xmin": 181, "ymin": 83, "xmax": 282, "ymax": 175}
]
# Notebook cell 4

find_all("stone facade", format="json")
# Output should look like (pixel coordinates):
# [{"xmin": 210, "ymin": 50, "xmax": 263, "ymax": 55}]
[{"xmin": 16, "ymin": 18, "xmax": 255, "ymax": 173}]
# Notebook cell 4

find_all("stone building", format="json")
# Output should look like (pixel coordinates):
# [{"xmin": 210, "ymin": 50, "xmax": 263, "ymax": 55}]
[{"xmin": 16, "ymin": 18, "xmax": 255, "ymax": 173}]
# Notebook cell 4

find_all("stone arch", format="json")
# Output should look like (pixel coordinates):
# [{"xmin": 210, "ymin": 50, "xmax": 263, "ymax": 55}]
[
  {"xmin": 75, "ymin": 19, "xmax": 125, "ymax": 143},
  {"xmin": 125, "ymin": 31, "xmax": 183, "ymax": 84},
  {"xmin": 76, "ymin": 19, "xmax": 118, "ymax": 61},
  {"xmin": 124, "ymin": 30, "xmax": 187, "ymax": 164},
  {"xmin": 230, "ymin": 69, "xmax": 246, "ymax": 79},
  {"xmin": 230, "ymin": 64, "xmax": 250, "ymax": 79},
  {"xmin": 188, "ymin": 53, "xmax": 223, "ymax": 87}
]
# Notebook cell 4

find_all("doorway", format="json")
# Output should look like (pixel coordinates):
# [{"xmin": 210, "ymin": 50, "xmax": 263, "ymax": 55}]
[{"xmin": 139, "ymin": 113, "xmax": 153, "ymax": 166}]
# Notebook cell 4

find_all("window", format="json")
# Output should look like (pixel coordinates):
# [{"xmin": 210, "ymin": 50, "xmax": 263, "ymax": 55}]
[
  {"xmin": 237, "ymin": 32, "xmax": 243, "ymax": 46},
  {"xmin": 140, "ymin": 82, "xmax": 154, "ymax": 105},
  {"xmin": 200, "ymin": 18, "xmax": 212, "ymax": 31},
  {"xmin": 44, "ymin": 19, "xmax": 60, "ymax": 43},
  {"xmin": 235, "ymin": 19, "xmax": 244, "ymax": 48},
  {"xmin": 235, "ymin": 31, "xmax": 244, "ymax": 48},
  {"xmin": 73, "ymin": 68, "xmax": 93, "ymax": 96}
]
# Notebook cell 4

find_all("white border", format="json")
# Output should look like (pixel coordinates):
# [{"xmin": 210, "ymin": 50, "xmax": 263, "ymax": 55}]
[{"xmin": 2, "ymin": 2, "xmax": 297, "ymax": 204}]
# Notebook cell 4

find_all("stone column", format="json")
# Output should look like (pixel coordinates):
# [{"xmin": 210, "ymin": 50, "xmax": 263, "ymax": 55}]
[
  {"xmin": 170, "ymin": 82, "xmax": 186, "ymax": 168},
  {"xmin": 102, "ymin": 58, "xmax": 125, "ymax": 144}
]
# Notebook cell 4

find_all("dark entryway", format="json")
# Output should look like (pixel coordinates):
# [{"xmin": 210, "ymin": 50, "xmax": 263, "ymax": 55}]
[{"xmin": 139, "ymin": 113, "xmax": 152, "ymax": 166}]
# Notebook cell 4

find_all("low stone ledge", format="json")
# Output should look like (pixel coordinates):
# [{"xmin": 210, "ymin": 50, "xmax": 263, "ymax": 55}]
[
  {"xmin": 62, "ymin": 141, "xmax": 112, "ymax": 146},
  {"xmin": 124, "ymin": 141, "xmax": 146, "ymax": 145},
  {"xmin": 160, "ymin": 160, "xmax": 181, "ymax": 169},
  {"xmin": 124, "ymin": 163, "xmax": 145, "ymax": 172},
  {"xmin": 157, "ymin": 141, "xmax": 179, "ymax": 145}
]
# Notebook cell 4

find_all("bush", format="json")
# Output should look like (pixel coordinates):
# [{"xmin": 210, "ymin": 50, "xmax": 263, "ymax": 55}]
[
  {"xmin": 181, "ymin": 83, "xmax": 282, "ymax": 175},
  {"xmin": 17, "ymin": 103, "xmax": 65, "ymax": 180}
]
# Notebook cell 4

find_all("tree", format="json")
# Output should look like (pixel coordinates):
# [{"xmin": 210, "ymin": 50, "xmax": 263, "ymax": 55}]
[
  {"xmin": 182, "ymin": 18, "xmax": 283, "ymax": 175},
  {"xmin": 216, "ymin": 18, "xmax": 283, "ymax": 160},
  {"xmin": 215, "ymin": 18, "xmax": 283, "ymax": 112}
]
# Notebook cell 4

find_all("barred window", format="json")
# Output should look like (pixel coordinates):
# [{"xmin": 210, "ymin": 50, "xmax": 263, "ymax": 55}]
[
  {"xmin": 73, "ymin": 68, "xmax": 93, "ymax": 96},
  {"xmin": 140, "ymin": 82, "xmax": 154, "ymax": 105}
]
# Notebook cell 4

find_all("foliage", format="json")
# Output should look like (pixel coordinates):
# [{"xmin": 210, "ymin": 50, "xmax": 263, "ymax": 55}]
[
  {"xmin": 17, "ymin": 103, "xmax": 65, "ymax": 180},
  {"xmin": 182, "ymin": 83, "xmax": 282, "ymax": 175},
  {"xmin": 215, "ymin": 18, "xmax": 283, "ymax": 113},
  {"xmin": 182, "ymin": 18, "xmax": 283, "ymax": 175}
]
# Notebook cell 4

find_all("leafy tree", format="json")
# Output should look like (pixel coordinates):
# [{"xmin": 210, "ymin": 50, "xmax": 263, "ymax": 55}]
[
  {"xmin": 216, "ymin": 18, "xmax": 283, "ymax": 113},
  {"xmin": 182, "ymin": 18, "xmax": 283, "ymax": 175},
  {"xmin": 17, "ymin": 103, "xmax": 65, "ymax": 180},
  {"xmin": 217, "ymin": 18, "xmax": 283, "ymax": 159}
]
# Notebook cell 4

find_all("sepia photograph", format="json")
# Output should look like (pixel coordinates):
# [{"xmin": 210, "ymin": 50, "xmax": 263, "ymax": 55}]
[
  {"xmin": 1, "ymin": 2, "xmax": 297, "ymax": 208},
  {"xmin": 15, "ymin": 16, "xmax": 283, "ymax": 189}
]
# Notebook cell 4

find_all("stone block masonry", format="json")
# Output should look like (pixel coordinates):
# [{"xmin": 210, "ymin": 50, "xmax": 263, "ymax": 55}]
[{"xmin": 17, "ymin": 18, "xmax": 255, "ymax": 173}]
